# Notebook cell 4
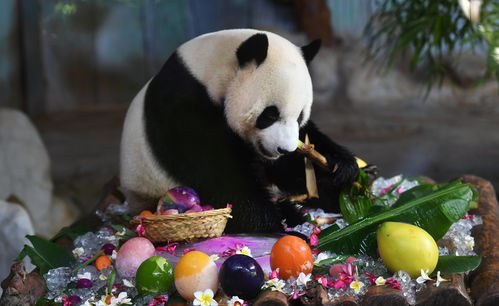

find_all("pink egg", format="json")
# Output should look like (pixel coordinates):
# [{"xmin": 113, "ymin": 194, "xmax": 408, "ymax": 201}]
[{"xmin": 116, "ymin": 237, "xmax": 155, "ymax": 278}]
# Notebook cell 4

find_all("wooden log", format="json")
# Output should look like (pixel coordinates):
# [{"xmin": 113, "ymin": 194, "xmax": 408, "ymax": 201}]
[
  {"xmin": 361, "ymin": 286, "xmax": 408, "ymax": 306},
  {"xmin": 415, "ymin": 273, "xmax": 471, "ymax": 306},
  {"xmin": 254, "ymin": 290, "xmax": 289, "ymax": 306},
  {"xmin": 300, "ymin": 285, "xmax": 358, "ymax": 306},
  {"xmin": 462, "ymin": 175, "xmax": 499, "ymax": 306},
  {"xmin": 0, "ymin": 262, "xmax": 46, "ymax": 306}
]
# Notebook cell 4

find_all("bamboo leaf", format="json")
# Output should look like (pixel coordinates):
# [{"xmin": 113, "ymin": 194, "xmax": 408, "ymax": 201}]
[
  {"xmin": 431, "ymin": 256, "xmax": 482, "ymax": 276},
  {"xmin": 317, "ymin": 181, "xmax": 475, "ymax": 255},
  {"xmin": 16, "ymin": 235, "xmax": 74, "ymax": 275}
]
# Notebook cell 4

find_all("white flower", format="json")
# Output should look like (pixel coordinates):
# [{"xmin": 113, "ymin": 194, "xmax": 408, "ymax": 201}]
[
  {"xmin": 72, "ymin": 247, "xmax": 84, "ymax": 257},
  {"xmin": 209, "ymin": 254, "xmax": 220, "ymax": 261},
  {"xmin": 263, "ymin": 278, "xmax": 279, "ymax": 289},
  {"xmin": 227, "ymin": 296, "xmax": 245, "ymax": 306},
  {"xmin": 375, "ymin": 276, "xmax": 386, "ymax": 286},
  {"xmin": 115, "ymin": 229, "xmax": 126, "ymax": 236},
  {"xmin": 193, "ymin": 289, "xmax": 218, "ymax": 306},
  {"xmin": 236, "ymin": 246, "xmax": 252, "ymax": 257},
  {"xmin": 296, "ymin": 272, "xmax": 311, "ymax": 287},
  {"xmin": 350, "ymin": 280, "xmax": 365, "ymax": 293},
  {"xmin": 77, "ymin": 272, "xmax": 92, "ymax": 280},
  {"xmin": 111, "ymin": 292, "xmax": 132, "ymax": 305},
  {"xmin": 464, "ymin": 235, "xmax": 475, "ymax": 250},
  {"xmin": 434, "ymin": 271, "xmax": 449, "ymax": 287},
  {"xmin": 122, "ymin": 279, "xmax": 134, "ymax": 288},
  {"xmin": 270, "ymin": 279, "xmax": 286, "ymax": 292},
  {"xmin": 416, "ymin": 269, "xmax": 432, "ymax": 284},
  {"xmin": 313, "ymin": 252, "xmax": 331, "ymax": 265},
  {"xmin": 111, "ymin": 249, "xmax": 118, "ymax": 260}
]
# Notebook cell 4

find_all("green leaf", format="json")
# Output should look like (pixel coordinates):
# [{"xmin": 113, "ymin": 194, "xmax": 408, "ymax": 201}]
[
  {"xmin": 50, "ymin": 224, "xmax": 93, "ymax": 242},
  {"xmin": 431, "ymin": 256, "xmax": 482, "ymax": 276},
  {"xmin": 107, "ymin": 268, "xmax": 117, "ymax": 295},
  {"xmin": 317, "ymin": 181, "xmax": 475, "ymax": 255},
  {"xmin": 16, "ymin": 235, "xmax": 74, "ymax": 275}
]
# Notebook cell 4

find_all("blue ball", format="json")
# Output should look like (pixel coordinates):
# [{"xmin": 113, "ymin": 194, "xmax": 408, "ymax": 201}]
[{"xmin": 219, "ymin": 254, "xmax": 264, "ymax": 300}]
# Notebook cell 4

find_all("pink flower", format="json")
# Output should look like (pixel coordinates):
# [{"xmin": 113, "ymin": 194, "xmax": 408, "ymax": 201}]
[
  {"xmin": 386, "ymin": 277, "xmax": 402, "ymax": 290},
  {"xmin": 156, "ymin": 243, "xmax": 178, "ymax": 255},
  {"xmin": 396, "ymin": 186, "xmax": 405, "ymax": 194},
  {"xmin": 311, "ymin": 249, "xmax": 322, "ymax": 255},
  {"xmin": 309, "ymin": 234, "xmax": 319, "ymax": 246},
  {"xmin": 379, "ymin": 184, "xmax": 393, "ymax": 196},
  {"xmin": 342, "ymin": 263, "xmax": 354, "ymax": 276},
  {"xmin": 288, "ymin": 289, "xmax": 306, "ymax": 300},
  {"xmin": 135, "ymin": 219, "xmax": 146, "ymax": 236},
  {"xmin": 226, "ymin": 203, "xmax": 233, "ymax": 209},
  {"xmin": 313, "ymin": 275, "xmax": 332, "ymax": 288},
  {"xmin": 329, "ymin": 264, "xmax": 345, "ymax": 276},
  {"xmin": 269, "ymin": 269, "xmax": 280, "ymax": 280},
  {"xmin": 183, "ymin": 248, "xmax": 195, "ymax": 255},
  {"xmin": 345, "ymin": 256, "xmax": 357, "ymax": 264},
  {"xmin": 284, "ymin": 227, "xmax": 292, "ymax": 232},
  {"xmin": 332, "ymin": 279, "xmax": 347, "ymax": 289},
  {"xmin": 148, "ymin": 296, "xmax": 169, "ymax": 306},
  {"xmin": 313, "ymin": 227, "xmax": 321, "ymax": 235},
  {"xmin": 462, "ymin": 214, "xmax": 475, "ymax": 219}
]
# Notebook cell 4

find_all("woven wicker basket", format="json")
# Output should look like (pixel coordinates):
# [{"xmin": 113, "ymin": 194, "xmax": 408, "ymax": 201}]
[{"xmin": 130, "ymin": 208, "xmax": 232, "ymax": 243}]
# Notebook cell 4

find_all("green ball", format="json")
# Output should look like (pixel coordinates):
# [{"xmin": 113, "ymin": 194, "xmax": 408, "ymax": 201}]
[{"xmin": 135, "ymin": 256, "xmax": 174, "ymax": 296}]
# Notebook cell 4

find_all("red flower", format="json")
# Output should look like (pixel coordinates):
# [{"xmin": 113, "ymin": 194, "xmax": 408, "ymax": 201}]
[
  {"xmin": 385, "ymin": 277, "xmax": 402, "ymax": 290},
  {"xmin": 148, "ymin": 296, "xmax": 168, "ymax": 306},
  {"xmin": 365, "ymin": 272, "xmax": 377, "ymax": 285}
]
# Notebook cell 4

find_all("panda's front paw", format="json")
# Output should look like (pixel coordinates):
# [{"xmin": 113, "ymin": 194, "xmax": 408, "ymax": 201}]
[{"xmin": 325, "ymin": 154, "xmax": 359, "ymax": 187}]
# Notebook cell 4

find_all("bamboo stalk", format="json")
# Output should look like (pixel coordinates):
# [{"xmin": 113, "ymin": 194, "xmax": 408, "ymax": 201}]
[{"xmin": 297, "ymin": 140, "xmax": 337, "ymax": 172}]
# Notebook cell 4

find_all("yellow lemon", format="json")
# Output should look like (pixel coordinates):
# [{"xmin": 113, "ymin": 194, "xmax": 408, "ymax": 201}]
[{"xmin": 377, "ymin": 222, "xmax": 438, "ymax": 278}]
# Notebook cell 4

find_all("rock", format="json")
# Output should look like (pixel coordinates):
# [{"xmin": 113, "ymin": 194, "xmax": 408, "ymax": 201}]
[
  {"xmin": 0, "ymin": 200, "xmax": 35, "ymax": 296},
  {"xmin": 0, "ymin": 108, "xmax": 78, "ymax": 237}
]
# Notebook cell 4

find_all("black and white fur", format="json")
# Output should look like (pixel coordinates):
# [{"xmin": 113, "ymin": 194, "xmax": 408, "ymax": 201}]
[{"xmin": 120, "ymin": 29, "xmax": 358, "ymax": 233}]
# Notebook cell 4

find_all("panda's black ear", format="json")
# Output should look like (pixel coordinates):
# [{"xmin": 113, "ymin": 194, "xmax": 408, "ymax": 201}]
[
  {"xmin": 236, "ymin": 33, "xmax": 268, "ymax": 68},
  {"xmin": 301, "ymin": 39, "xmax": 321, "ymax": 64}
]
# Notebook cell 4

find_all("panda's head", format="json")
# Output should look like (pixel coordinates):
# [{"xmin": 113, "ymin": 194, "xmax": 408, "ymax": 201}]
[{"xmin": 224, "ymin": 33, "xmax": 321, "ymax": 160}]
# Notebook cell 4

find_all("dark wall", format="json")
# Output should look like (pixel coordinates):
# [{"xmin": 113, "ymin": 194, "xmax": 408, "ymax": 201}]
[{"xmin": 0, "ymin": 0, "xmax": 297, "ymax": 115}]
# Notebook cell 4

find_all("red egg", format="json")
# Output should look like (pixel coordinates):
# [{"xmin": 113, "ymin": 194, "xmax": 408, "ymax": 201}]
[{"xmin": 270, "ymin": 235, "xmax": 314, "ymax": 280}]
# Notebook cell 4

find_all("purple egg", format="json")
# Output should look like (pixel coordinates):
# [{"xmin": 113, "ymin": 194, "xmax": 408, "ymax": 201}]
[
  {"xmin": 219, "ymin": 254, "xmax": 264, "ymax": 300},
  {"xmin": 76, "ymin": 278, "xmax": 93, "ymax": 289},
  {"xmin": 157, "ymin": 203, "xmax": 188, "ymax": 214},
  {"xmin": 166, "ymin": 187, "xmax": 200, "ymax": 209}
]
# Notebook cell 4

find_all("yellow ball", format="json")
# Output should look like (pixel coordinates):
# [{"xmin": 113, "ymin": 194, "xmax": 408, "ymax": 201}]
[{"xmin": 377, "ymin": 222, "xmax": 438, "ymax": 278}]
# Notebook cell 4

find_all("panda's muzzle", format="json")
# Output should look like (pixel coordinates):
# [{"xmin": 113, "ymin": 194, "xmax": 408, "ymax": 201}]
[{"xmin": 257, "ymin": 142, "xmax": 282, "ymax": 160}]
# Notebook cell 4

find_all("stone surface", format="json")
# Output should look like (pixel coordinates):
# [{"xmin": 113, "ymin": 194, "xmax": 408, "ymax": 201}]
[
  {"xmin": 0, "ymin": 108, "xmax": 78, "ymax": 236},
  {"xmin": 0, "ymin": 200, "xmax": 35, "ymax": 296}
]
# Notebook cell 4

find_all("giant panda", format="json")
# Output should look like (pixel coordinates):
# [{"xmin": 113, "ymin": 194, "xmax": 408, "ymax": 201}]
[{"xmin": 120, "ymin": 29, "xmax": 358, "ymax": 233}]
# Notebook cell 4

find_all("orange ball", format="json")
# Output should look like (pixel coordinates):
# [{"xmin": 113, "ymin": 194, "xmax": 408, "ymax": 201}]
[
  {"xmin": 139, "ymin": 210, "xmax": 155, "ymax": 217},
  {"xmin": 95, "ymin": 254, "xmax": 112, "ymax": 271},
  {"xmin": 270, "ymin": 235, "xmax": 314, "ymax": 280}
]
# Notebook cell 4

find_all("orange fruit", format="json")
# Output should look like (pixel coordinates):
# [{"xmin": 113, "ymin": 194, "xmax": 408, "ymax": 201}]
[
  {"xmin": 139, "ymin": 210, "xmax": 155, "ymax": 217},
  {"xmin": 95, "ymin": 254, "xmax": 112, "ymax": 271},
  {"xmin": 270, "ymin": 235, "xmax": 314, "ymax": 280}
]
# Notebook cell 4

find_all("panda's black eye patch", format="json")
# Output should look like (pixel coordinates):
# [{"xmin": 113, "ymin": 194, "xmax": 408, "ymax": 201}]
[{"xmin": 256, "ymin": 106, "xmax": 280, "ymax": 129}]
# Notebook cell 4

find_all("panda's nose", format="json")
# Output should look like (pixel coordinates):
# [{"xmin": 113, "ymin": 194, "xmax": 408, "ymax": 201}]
[{"xmin": 277, "ymin": 147, "xmax": 292, "ymax": 154}]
